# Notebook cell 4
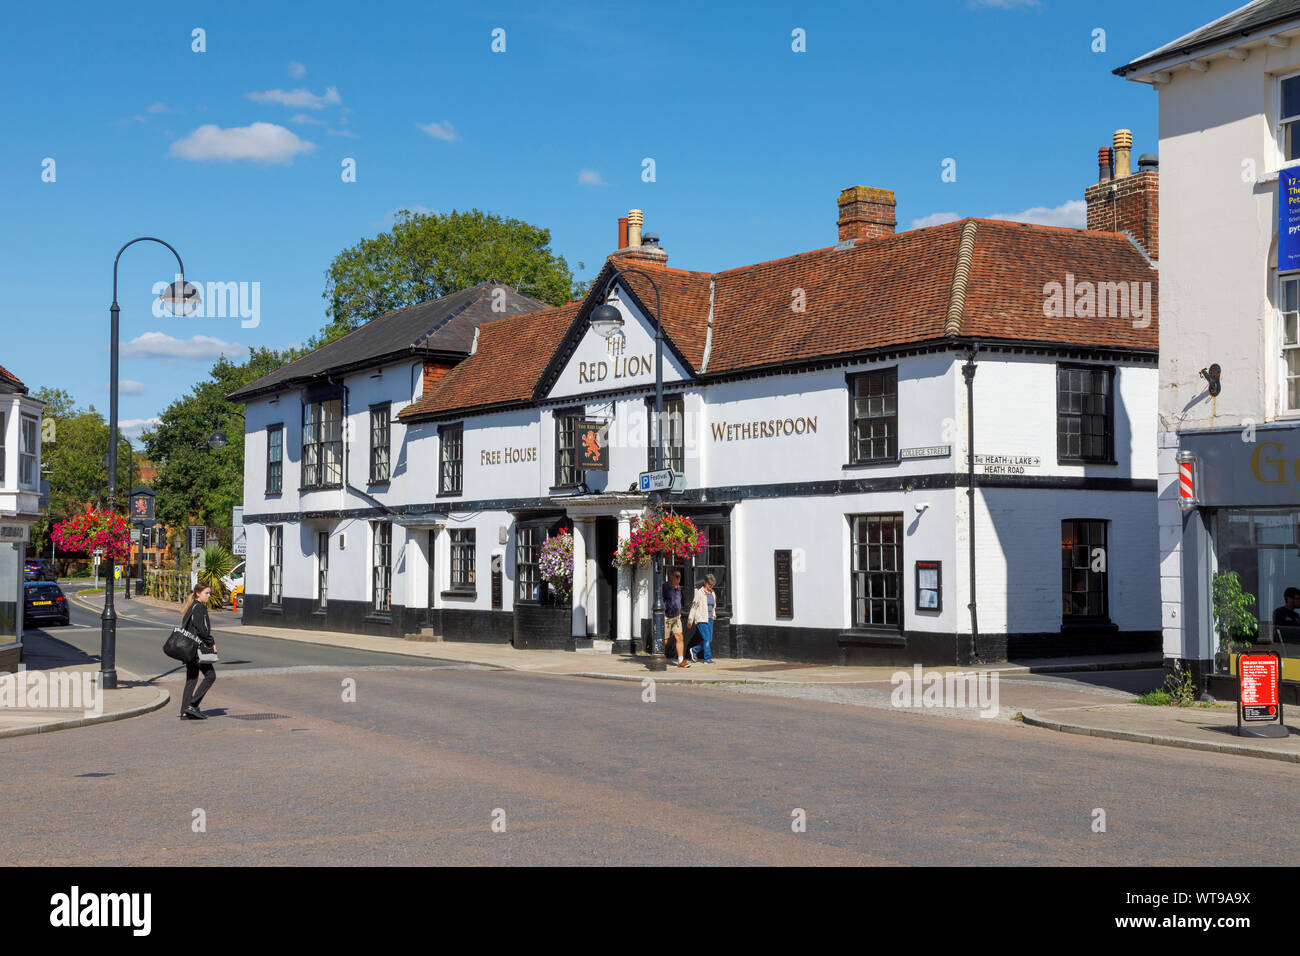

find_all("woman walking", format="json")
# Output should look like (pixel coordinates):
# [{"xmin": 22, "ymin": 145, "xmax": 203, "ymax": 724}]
[
  {"xmin": 179, "ymin": 584, "xmax": 217, "ymax": 720},
  {"xmin": 687, "ymin": 574, "xmax": 718, "ymax": 664}
]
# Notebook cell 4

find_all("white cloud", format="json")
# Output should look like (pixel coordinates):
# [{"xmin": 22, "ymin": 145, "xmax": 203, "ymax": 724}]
[
  {"xmin": 988, "ymin": 199, "xmax": 1086, "ymax": 228},
  {"xmin": 169, "ymin": 123, "xmax": 315, "ymax": 164},
  {"xmin": 289, "ymin": 113, "xmax": 327, "ymax": 126},
  {"xmin": 245, "ymin": 86, "xmax": 341, "ymax": 109},
  {"xmin": 288, "ymin": 61, "xmax": 307, "ymax": 78},
  {"xmin": 146, "ymin": 102, "xmax": 180, "ymax": 114},
  {"xmin": 105, "ymin": 380, "xmax": 146, "ymax": 395},
  {"xmin": 417, "ymin": 120, "xmax": 460, "ymax": 142},
  {"xmin": 327, "ymin": 128, "xmax": 358, "ymax": 138},
  {"xmin": 577, "ymin": 169, "xmax": 609, "ymax": 186},
  {"xmin": 119, "ymin": 418, "xmax": 162, "ymax": 441},
  {"xmin": 909, "ymin": 212, "xmax": 961, "ymax": 230},
  {"xmin": 121, "ymin": 332, "xmax": 249, "ymax": 362}
]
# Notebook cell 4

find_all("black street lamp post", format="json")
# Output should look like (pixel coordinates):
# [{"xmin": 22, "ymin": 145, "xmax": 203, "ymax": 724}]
[
  {"xmin": 590, "ymin": 266, "xmax": 667, "ymax": 672},
  {"xmin": 101, "ymin": 238, "xmax": 196, "ymax": 690}
]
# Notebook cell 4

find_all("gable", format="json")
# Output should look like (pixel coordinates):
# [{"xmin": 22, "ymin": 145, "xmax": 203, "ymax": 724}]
[{"xmin": 541, "ymin": 281, "xmax": 692, "ymax": 401}]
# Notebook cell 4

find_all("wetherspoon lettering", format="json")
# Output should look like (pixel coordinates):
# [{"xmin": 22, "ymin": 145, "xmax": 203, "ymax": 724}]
[{"xmin": 710, "ymin": 417, "xmax": 818, "ymax": 441}]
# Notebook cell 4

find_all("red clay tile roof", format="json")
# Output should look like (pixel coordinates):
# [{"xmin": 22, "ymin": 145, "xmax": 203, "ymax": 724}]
[
  {"xmin": 0, "ymin": 365, "xmax": 26, "ymax": 393},
  {"xmin": 400, "ymin": 219, "xmax": 1157, "ymax": 420},
  {"xmin": 398, "ymin": 303, "xmax": 581, "ymax": 419}
]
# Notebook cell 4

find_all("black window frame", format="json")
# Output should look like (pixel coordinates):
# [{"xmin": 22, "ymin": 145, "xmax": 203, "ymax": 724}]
[
  {"xmin": 316, "ymin": 529, "xmax": 329, "ymax": 610},
  {"xmin": 849, "ymin": 513, "xmax": 904, "ymax": 630},
  {"xmin": 553, "ymin": 407, "xmax": 584, "ymax": 489},
  {"xmin": 267, "ymin": 525, "xmax": 284, "ymax": 607},
  {"xmin": 515, "ymin": 525, "xmax": 544, "ymax": 604},
  {"xmin": 661, "ymin": 513, "xmax": 731, "ymax": 619},
  {"xmin": 438, "ymin": 423, "xmax": 463, "ymax": 497},
  {"xmin": 847, "ymin": 368, "xmax": 899, "ymax": 466},
  {"xmin": 1062, "ymin": 519, "xmax": 1110, "ymax": 623},
  {"xmin": 1056, "ymin": 363, "xmax": 1116, "ymax": 464},
  {"xmin": 645, "ymin": 394, "xmax": 686, "ymax": 474},
  {"xmin": 369, "ymin": 403, "xmax": 391, "ymax": 485},
  {"xmin": 447, "ymin": 527, "xmax": 476, "ymax": 594},
  {"xmin": 371, "ymin": 520, "xmax": 393, "ymax": 615},
  {"xmin": 301, "ymin": 397, "xmax": 343, "ymax": 490},
  {"xmin": 265, "ymin": 423, "xmax": 283, "ymax": 495}
]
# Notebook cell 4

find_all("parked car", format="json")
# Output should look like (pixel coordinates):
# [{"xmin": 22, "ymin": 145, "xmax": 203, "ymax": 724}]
[
  {"xmin": 221, "ymin": 561, "xmax": 245, "ymax": 593},
  {"xmin": 24, "ymin": 582, "xmax": 69, "ymax": 627},
  {"xmin": 23, "ymin": 559, "xmax": 55, "ymax": 582}
]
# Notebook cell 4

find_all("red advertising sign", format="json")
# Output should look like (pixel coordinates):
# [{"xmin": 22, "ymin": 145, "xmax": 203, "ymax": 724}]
[{"xmin": 1239, "ymin": 653, "xmax": 1280, "ymax": 721}]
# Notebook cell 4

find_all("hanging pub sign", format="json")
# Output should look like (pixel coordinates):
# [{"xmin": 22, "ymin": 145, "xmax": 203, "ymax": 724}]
[
  {"xmin": 1281, "ymin": 167, "xmax": 1300, "ymax": 273},
  {"xmin": 577, "ymin": 419, "xmax": 609, "ymax": 471},
  {"xmin": 129, "ymin": 487, "xmax": 155, "ymax": 525},
  {"xmin": 1237, "ymin": 651, "xmax": 1287, "ymax": 738}
]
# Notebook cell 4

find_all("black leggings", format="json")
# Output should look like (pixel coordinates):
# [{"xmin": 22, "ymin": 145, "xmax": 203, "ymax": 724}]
[{"xmin": 181, "ymin": 661, "xmax": 216, "ymax": 712}]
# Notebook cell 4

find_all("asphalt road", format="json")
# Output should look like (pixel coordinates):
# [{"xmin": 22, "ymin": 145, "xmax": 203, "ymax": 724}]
[
  {"xmin": 3, "ymin": 583, "xmax": 1299, "ymax": 865},
  {"xmin": 23, "ymin": 580, "xmax": 448, "ymax": 682}
]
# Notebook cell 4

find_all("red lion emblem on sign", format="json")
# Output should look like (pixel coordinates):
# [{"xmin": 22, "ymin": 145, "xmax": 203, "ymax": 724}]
[{"xmin": 582, "ymin": 428, "xmax": 603, "ymax": 459}]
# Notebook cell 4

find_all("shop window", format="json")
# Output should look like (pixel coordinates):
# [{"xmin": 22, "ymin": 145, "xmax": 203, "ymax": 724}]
[
  {"xmin": 849, "ymin": 514, "xmax": 903, "ymax": 628},
  {"xmin": 848, "ymin": 369, "xmax": 898, "ymax": 464},
  {"xmin": 370, "ymin": 404, "xmax": 391, "ymax": 483},
  {"xmin": 449, "ymin": 528, "xmax": 476, "ymax": 592},
  {"xmin": 1213, "ymin": 508, "xmax": 1300, "ymax": 671},
  {"xmin": 1061, "ymin": 519, "xmax": 1109, "ymax": 621},
  {"xmin": 646, "ymin": 395, "xmax": 685, "ymax": 474},
  {"xmin": 371, "ymin": 520, "xmax": 392, "ymax": 613},
  {"xmin": 439, "ymin": 423, "xmax": 463, "ymax": 495},
  {"xmin": 1057, "ymin": 365, "xmax": 1113, "ymax": 462},
  {"xmin": 1282, "ymin": 277, "xmax": 1300, "ymax": 412},
  {"xmin": 301, "ymin": 399, "xmax": 343, "ymax": 489},
  {"xmin": 266, "ymin": 424, "xmax": 283, "ymax": 494}
]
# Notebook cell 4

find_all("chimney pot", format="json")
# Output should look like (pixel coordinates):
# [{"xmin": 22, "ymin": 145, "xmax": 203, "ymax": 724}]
[
  {"xmin": 837, "ymin": 186, "xmax": 896, "ymax": 241},
  {"xmin": 1113, "ymin": 129, "xmax": 1133, "ymax": 178},
  {"xmin": 628, "ymin": 209, "xmax": 643, "ymax": 249},
  {"xmin": 618, "ymin": 216, "xmax": 629, "ymax": 249},
  {"xmin": 1097, "ymin": 147, "xmax": 1113, "ymax": 183}
]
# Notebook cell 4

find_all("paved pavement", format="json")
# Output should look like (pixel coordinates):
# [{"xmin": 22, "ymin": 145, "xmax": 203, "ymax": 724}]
[
  {"xmin": 13, "ymin": 581, "xmax": 1300, "ymax": 765},
  {"xmin": 5, "ymin": 663, "xmax": 1300, "ymax": 865}
]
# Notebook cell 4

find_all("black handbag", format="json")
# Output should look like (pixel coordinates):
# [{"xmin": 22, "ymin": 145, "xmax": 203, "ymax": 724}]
[{"xmin": 163, "ymin": 607, "xmax": 202, "ymax": 664}]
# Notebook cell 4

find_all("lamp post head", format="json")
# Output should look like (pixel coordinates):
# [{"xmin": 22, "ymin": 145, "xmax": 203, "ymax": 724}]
[
  {"xmin": 207, "ymin": 431, "xmax": 228, "ymax": 450},
  {"xmin": 160, "ymin": 278, "xmax": 202, "ymax": 317},
  {"xmin": 589, "ymin": 302, "xmax": 625, "ymax": 340}
]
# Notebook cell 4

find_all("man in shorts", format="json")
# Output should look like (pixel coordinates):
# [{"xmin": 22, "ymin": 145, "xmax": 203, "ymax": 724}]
[{"xmin": 662, "ymin": 569, "xmax": 689, "ymax": 667}]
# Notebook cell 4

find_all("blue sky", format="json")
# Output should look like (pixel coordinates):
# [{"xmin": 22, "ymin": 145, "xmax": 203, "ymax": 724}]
[{"xmin": 1, "ymin": 0, "xmax": 1230, "ymax": 437}]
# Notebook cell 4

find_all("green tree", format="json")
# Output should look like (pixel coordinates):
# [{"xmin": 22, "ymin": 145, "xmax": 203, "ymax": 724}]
[
  {"xmin": 317, "ymin": 208, "xmax": 583, "ymax": 344},
  {"xmin": 31, "ymin": 388, "xmax": 132, "ymax": 558},
  {"xmin": 143, "ymin": 348, "xmax": 299, "ymax": 541}
]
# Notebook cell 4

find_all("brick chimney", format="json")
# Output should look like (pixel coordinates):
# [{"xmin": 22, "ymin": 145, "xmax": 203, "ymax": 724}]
[
  {"xmin": 612, "ymin": 208, "xmax": 667, "ymax": 265},
  {"xmin": 1085, "ymin": 129, "xmax": 1158, "ymax": 261},
  {"xmin": 837, "ymin": 186, "xmax": 896, "ymax": 241}
]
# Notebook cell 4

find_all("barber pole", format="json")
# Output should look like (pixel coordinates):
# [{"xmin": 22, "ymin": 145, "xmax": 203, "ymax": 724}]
[{"xmin": 1176, "ymin": 450, "xmax": 1198, "ymax": 510}]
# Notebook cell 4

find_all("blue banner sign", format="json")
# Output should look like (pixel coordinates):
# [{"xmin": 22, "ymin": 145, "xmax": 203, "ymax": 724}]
[{"xmin": 1281, "ymin": 167, "xmax": 1300, "ymax": 272}]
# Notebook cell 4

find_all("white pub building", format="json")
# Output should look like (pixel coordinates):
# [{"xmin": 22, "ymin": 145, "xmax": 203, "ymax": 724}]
[
  {"xmin": 234, "ymin": 186, "xmax": 1162, "ymax": 665},
  {"xmin": 0, "ymin": 365, "xmax": 43, "ymax": 672}
]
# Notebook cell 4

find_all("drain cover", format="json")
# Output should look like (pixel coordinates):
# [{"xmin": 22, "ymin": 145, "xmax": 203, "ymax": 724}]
[{"xmin": 226, "ymin": 713, "xmax": 289, "ymax": 721}]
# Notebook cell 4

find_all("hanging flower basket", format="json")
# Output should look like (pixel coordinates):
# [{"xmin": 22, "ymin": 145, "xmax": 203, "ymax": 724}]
[
  {"xmin": 538, "ymin": 529, "xmax": 574, "ymax": 602},
  {"xmin": 51, "ymin": 508, "xmax": 130, "ymax": 563},
  {"xmin": 613, "ymin": 509, "xmax": 706, "ymax": 569}
]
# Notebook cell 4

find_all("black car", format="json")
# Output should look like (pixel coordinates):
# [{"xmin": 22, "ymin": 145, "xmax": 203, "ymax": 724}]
[
  {"xmin": 24, "ymin": 582, "xmax": 69, "ymax": 626},
  {"xmin": 23, "ymin": 560, "xmax": 55, "ymax": 582}
]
